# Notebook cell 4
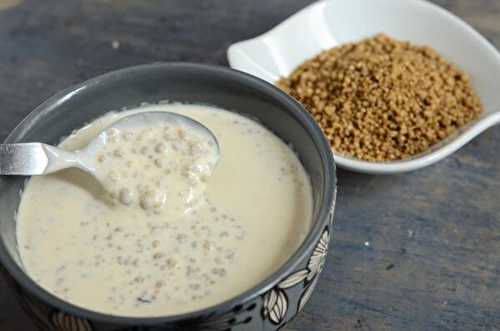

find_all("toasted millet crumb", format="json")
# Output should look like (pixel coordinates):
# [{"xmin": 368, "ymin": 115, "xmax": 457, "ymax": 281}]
[{"xmin": 278, "ymin": 34, "xmax": 484, "ymax": 162}]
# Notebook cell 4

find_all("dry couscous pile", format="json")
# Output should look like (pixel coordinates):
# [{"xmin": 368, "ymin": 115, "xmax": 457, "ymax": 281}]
[{"xmin": 278, "ymin": 34, "xmax": 484, "ymax": 162}]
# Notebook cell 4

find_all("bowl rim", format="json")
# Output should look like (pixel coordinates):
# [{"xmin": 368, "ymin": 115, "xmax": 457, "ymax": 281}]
[{"xmin": 0, "ymin": 62, "xmax": 337, "ymax": 325}]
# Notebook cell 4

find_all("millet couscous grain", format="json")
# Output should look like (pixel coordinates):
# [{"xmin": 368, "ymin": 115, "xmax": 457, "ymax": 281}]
[{"xmin": 278, "ymin": 34, "xmax": 484, "ymax": 162}]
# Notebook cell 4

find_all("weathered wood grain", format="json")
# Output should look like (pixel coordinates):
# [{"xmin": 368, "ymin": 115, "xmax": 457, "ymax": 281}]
[{"xmin": 0, "ymin": 1, "xmax": 499, "ymax": 330}]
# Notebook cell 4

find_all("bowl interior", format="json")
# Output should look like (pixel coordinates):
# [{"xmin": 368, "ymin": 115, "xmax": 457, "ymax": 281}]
[{"xmin": 0, "ymin": 63, "xmax": 335, "ymax": 320}]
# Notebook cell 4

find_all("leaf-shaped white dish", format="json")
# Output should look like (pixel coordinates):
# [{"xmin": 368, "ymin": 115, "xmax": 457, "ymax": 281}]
[{"xmin": 227, "ymin": 0, "xmax": 500, "ymax": 174}]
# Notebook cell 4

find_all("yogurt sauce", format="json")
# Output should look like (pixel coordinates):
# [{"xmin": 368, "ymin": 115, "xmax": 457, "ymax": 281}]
[{"xmin": 17, "ymin": 103, "xmax": 313, "ymax": 317}]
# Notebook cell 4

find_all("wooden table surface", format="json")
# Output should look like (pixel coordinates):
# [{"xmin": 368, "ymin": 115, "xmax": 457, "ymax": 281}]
[{"xmin": 1, "ymin": 0, "xmax": 500, "ymax": 330}]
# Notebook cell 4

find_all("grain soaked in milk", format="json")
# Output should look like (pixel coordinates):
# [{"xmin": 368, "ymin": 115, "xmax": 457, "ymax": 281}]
[{"xmin": 17, "ymin": 104, "xmax": 313, "ymax": 317}]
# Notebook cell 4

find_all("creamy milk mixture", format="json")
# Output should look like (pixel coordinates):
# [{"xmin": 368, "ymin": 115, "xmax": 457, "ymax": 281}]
[
  {"xmin": 94, "ymin": 120, "xmax": 219, "ymax": 213},
  {"xmin": 17, "ymin": 104, "xmax": 313, "ymax": 317}
]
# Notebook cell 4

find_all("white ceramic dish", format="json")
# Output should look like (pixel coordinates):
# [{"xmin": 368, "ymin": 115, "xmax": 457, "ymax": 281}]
[{"xmin": 227, "ymin": 0, "xmax": 500, "ymax": 174}]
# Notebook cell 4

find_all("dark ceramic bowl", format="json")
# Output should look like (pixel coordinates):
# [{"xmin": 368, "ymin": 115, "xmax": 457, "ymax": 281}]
[{"xmin": 0, "ymin": 63, "xmax": 336, "ymax": 331}]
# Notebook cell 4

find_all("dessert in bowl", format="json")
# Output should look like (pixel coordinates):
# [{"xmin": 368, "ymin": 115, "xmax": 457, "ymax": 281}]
[{"xmin": 0, "ymin": 63, "xmax": 336, "ymax": 331}]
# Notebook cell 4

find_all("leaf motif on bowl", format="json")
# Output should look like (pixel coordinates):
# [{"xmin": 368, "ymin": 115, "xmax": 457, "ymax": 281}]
[
  {"xmin": 50, "ymin": 311, "xmax": 94, "ymax": 331},
  {"xmin": 329, "ymin": 193, "xmax": 336, "ymax": 225},
  {"xmin": 261, "ymin": 227, "xmax": 331, "ymax": 326},
  {"xmin": 298, "ymin": 275, "xmax": 320, "ymax": 313},
  {"xmin": 306, "ymin": 229, "xmax": 330, "ymax": 281},
  {"xmin": 262, "ymin": 288, "xmax": 288, "ymax": 325},
  {"xmin": 278, "ymin": 269, "xmax": 309, "ymax": 289}
]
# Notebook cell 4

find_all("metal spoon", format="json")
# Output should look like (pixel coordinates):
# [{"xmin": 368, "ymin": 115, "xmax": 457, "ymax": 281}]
[{"xmin": 0, "ymin": 111, "xmax": 220, "ymax": 177}]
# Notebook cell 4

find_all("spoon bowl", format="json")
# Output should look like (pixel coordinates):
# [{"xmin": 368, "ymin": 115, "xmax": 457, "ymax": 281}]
[{"xmin": 227, "ymin": 0, "xmax": 500, "ymax": 174}]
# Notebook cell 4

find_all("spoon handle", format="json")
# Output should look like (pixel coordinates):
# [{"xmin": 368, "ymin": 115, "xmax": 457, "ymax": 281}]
[{"xmin": 0, "ymin": 143, "xmax": 81, "ymax": 176}]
